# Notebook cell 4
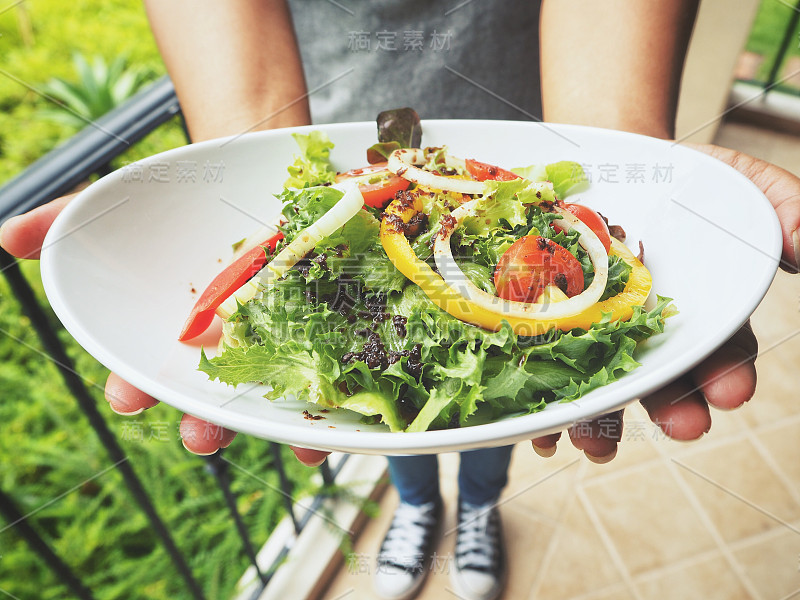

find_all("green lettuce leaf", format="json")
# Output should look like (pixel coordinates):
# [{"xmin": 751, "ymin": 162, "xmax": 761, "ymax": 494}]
[
  {"xmin": 200, "ymin": 130, "xmax": 673, "ymax": 434},
  {"xmin": 285, "ymin": 131, "xmax": 337, "ymax": 188},
  {"xmin": 278, "ymin": 186, "xmax": 343, "ymax": 244},
  {"xmin": 513, "ymin": 161, "xmax": 588, "ymax": 199},
  {"xmin": 462, "ymin": 179, "xmax": 536, "ymax": 236},
  {"xmin": 545, "ymin": 161, "xmax": 589, "ymax": 198}
]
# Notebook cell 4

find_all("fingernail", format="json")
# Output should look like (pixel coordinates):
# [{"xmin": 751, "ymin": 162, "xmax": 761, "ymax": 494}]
[
  {"xmin": 305, "ymin": 457, "xmax": 327, "ymax": 468},
  {"xmin": 181, "ymin": 439, "xmax": 217, "ymax": 456},
  {"xmin": 585, "ymin": 447, "xmax": 617, "ymax": 464},
  {"xmin": 109, "ymin": 405, "xmax": 145, "ymax": 416},
  {"xmin": 0, "ymin": 219, "xmax": 8, "ymax": 248},
  {"xmin": 532, "ymin": 443, "xmax": 556, "ymax": 458}
]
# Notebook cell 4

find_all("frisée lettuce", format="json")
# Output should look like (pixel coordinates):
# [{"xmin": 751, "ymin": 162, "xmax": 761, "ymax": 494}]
[{"xmin": 199, "ymin": 131, "xmax": 673, "ymax": 432}]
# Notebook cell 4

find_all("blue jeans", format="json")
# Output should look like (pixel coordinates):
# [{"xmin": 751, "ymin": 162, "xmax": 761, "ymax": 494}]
[{"xmin": 387, "ymin": 446, "xmax": 514, "ymax": 507}]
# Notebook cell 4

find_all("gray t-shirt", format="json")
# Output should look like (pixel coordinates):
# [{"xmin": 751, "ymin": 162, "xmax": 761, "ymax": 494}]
[{"xmin": 288, "ymin": 0, "xmax": 542, "ymax": 124}]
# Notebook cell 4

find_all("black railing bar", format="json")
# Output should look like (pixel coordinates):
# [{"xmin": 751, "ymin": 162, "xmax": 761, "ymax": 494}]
[
  {"xmin": 260, "ymin": 453, "xmax": 353, "ymax": 587},
  {"xmin": 268, "ymin": 443, "xmax": 300, "ymax": 534},
  {"xmin": 0, "ymin": 75, "xmax": 180, "ymax": 222},
  {"xmin": 298, "ymin": 453, "xmax": 351, "ymax": 532},
  {"xmin": 203, "ymin": 451, "xmax": 268, "ymax": 586},
  {"xmin": 319, "ymin": 459, "xmax": 335, "ymax": 486},
  {"xmin": 0, "ymin": 250, "xmax": 206, "ymax": 600},
  {"xmin": 764, "ymin": 0, "xmax": 800, "ymax": 92},
  {"xmin": 0, "ymin": 488, "xmax": 96, "ymax": 600}
]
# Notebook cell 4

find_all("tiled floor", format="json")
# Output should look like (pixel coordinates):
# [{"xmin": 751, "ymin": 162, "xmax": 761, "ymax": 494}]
[{"xmin": 319, "ymin": 121, "xmax": 800, "ymax": 600}]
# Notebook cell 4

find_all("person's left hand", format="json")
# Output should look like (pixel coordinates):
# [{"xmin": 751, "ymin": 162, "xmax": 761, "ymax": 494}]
[
  {"xmin": 532, "ymin": 142, "xmax": 800, "ymax": 462},
  {"xmin": 531, "ymin": 320, "xmax": 758, "ymax": 462}
]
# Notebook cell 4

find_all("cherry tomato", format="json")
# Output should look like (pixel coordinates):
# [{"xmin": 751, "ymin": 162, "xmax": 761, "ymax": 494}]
[
  {"xmin": 555, "ymin": 203, "xmax": 611, "ymax": 253},
  {"xmin": 336, "ymin": 162, "xmax": 411, "ymax": 209},
  {"xmin": 179, "ymin": 231, "xmax": 283, "ymax": 341},
  {"xmin": 494, "ymin": 235, "xmax": 584, "ymax": 303},
  {"xmin": 465, "ymin": 158, "xmax": 520, "ymax": 182}
]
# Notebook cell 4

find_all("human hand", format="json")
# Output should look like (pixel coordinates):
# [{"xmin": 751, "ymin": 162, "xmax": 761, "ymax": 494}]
[
  {"xmin": 7, "ymin": 144, "xmax": 794, "ymax": 467},
  {"xmin": 531, "ymin": 144, "xmax": 800, "ymax": 463},
  {"xmin": 0, "ymin": 195, "xmax": 331, "ymax": 467}
]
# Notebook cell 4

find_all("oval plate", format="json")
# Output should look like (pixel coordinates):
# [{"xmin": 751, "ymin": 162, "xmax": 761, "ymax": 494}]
[{"xmin": 40, "ymin": 121, "xmax": 781, "ymax": 454}]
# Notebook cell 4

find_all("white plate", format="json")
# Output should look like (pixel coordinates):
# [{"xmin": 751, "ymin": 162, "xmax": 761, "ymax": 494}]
[{"xmin": 40, "ymin": 121, "xmax": 781, "ymax": 454}]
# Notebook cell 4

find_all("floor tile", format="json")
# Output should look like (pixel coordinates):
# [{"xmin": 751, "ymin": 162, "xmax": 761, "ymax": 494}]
[
  {"xmin": 732, "ymin": 523, "xmax": 800, "ymax": 600},
  {"xmin": 529, "ymin": 499, "xmax": 626, "ymax": 599},
  {"xmin": 676, "ymin": 437, "xmax": 800, "ymax": 544},
  {"xmin": 502, "ymin": 445, "xmax": 582, "ymax": 525},
  {"xmin": 499, "ymin": 504, "xmax": 558, "ymax": 600},
  {"xmin": 570, "ymin": 584, "xmax": 636, "ymax": 600},
  {"xmin": 580, "ymin": 461, "xmax": 718, "ymax": 576},
  {"xmin": 754, "ymin": 419, "xmax": 800, "ymax": 496},
  {"xmin": 743, "ymin": 272, "xmax": 800, "ymax": 430},
  {"xmin": 633, "ymin": 554, "xmax": 751, "ymax": 600}
]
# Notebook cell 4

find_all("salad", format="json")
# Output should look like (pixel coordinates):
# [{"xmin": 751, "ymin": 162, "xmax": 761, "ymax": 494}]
[{"xmin": 181, "ymin": 109, "xmax": 674, "ymax": 433}]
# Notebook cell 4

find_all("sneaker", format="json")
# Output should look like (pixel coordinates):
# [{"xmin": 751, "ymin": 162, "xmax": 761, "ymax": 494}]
[
  {"xmin": 373, "ymin": 499, "xmax": 442, "ymax": 600},
  {"xmin": 450, "ymin": 499, "xmax": 505, "ymax": 600}
]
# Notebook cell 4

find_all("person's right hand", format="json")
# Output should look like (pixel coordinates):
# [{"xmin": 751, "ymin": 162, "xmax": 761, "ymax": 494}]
[{"xmin": 0, "ymin": 195, "xmax": 331, "ymax": 467}]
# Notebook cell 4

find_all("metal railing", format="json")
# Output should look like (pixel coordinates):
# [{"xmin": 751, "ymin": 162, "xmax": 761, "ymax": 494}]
[
  {"xmin": 763, "ymin": 0, "xmax": 800, "ymax": 93},
  {"xmin": 0, "ymin": 75, "xmax": 345, "ymax": 600},
  {"xmin": 737, "ymin": 0, "xmax": 800, "ymax": 96}
]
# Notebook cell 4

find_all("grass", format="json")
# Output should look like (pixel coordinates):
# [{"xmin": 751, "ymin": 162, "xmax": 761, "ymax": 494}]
[
  {"xmin": 0, "ymin": 0, "xmax": 186, "ymax": 185},
  {"xmin": 0, "ymin": 260, "xmax": 316, "ymax": 599},
  {"xmin": 743, "ymin": 0, "xmax": 800, "ymax": 86},
  {"xmin": 0, "ymin": 2, "xmax": 315, "ymax": 599}
]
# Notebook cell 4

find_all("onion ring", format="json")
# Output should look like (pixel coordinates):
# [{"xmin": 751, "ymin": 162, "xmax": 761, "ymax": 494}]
[
  {"xmin": 217, "ymin": 182, "xmax": 364, "ymax": 318},
  {"xmin": 388, "ymin": 148, "xmax": 487, "ymax": 195},
  {"xmin": 432, "ymin": 201, "xmax": 609, "ymax": 319}
]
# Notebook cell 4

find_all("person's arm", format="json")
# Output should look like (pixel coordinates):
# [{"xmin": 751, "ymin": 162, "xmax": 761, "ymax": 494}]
[
  {"xmin": 144, "ymin": 0, "xmax": 310, "ymax": 141},
  {"xmin": 0, "ymin": 1, "xmax": 325, "ymax": 464},
  {"xmin": 531, "ymin": 0, "xmax": 795, "ymax": 461},
  {"xmin": 540, "ymin": 0, "xmax": 698, "ymax": 139}
]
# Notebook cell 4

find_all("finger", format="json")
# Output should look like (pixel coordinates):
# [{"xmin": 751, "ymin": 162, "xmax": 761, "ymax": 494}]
[
  {"xmin": 179, "ymin": 414, "xmax": 237, "ymax": 455},
  {"xmin": 104, "ymin": 372, "xmax": 160, "ymax": 415},
  {"xmin": 530, "ymin": 431, "xmax": 561, "ymax": 458},
  {"xmin": 568, "ymin": 409, "xmax": 623, "ymax": 464},
  {"xmin": 640, "ymin": 378, "xmax": 711, "ymax": 441},
  {"xmin": 290, "ymin": 446, "xmax": 330, "ymax": 467},
  {"xmin": 0, "ymin": 194, "xmax": 76, "ymax": 260},
  {"xmin": 685, "ymin": 144, "xmax": 800, "ymax": 273},
  {"xmin": 690, "ymin": 323, "xmax": 757, "ymax": 410}
]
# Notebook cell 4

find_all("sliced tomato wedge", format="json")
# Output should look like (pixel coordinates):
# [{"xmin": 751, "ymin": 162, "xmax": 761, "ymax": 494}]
[
  {"xmin": 554, "ymin": 203, "xmax": 611, "ymax": 253},
  {"xmin": 336, "ymin": 162, "xmax": 410, "ymax": 209},
  {"xmin": 465, "ymin": 159, "xmax": 520, "ymax": 182},
  {"xmin": 494, "ymin": 235, "xmax": 584, "ymax": 303},
  {"xmin": 179, "ymin": 231, "xmax": 283, "ymax": 341}
]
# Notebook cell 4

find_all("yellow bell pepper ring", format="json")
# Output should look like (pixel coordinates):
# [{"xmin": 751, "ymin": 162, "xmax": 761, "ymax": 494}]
[{"xmin": 379, "ymin": 194, "xmax": 652, "ymax": 336}]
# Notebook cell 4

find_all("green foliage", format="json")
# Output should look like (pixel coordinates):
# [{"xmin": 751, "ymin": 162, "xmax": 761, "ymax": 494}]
[
  {"xmin": 0, "ymin": 259, "xmax": 316, "ymax": 600},
  {"xmin": 0, "ymin": 0, "xmax": 185, "ymax": 185},
  {"xmin": 0, "ymin": 3, "xmax": 319, "ymax": 597},
  {"xmin": 38, "ymin": 53, "xmax": 150, "ymax": 128},
  {"xmin": 743, "ymin": 0, "xmax": 800, "ymax": 86}
]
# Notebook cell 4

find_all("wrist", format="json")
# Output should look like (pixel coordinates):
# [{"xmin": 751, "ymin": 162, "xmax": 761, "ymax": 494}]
[
  {"xmin": 185, "ymin": 101, "xmax": 311, "ymax": 143},
  {"xmin": 543, "ymin": 106, "xmax": 673, "ymax": 140}
]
